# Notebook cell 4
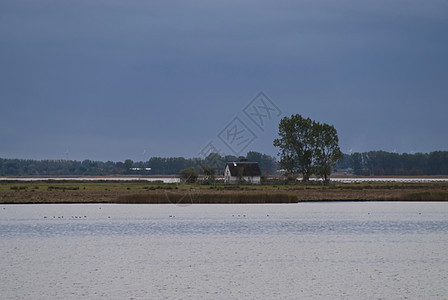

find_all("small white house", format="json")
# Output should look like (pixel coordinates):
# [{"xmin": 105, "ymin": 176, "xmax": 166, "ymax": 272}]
[{"xmin": 224, "ymin": 162, "xmax": 261, "ymax": 184}]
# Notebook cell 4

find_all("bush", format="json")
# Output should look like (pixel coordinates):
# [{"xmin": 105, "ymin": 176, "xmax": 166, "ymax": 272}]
[{"xmin": 179, "ymin": 167, "xmax": 198, "ymax": 183}]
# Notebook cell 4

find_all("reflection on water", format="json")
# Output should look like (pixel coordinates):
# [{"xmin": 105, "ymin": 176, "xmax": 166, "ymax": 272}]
[
  {"xmin": 1, "ymin": 203, "xmax": 448, "ymax": 299},
  {"xmin": 0, "ymin": 177, "xmax": 180, "ymax": 183}
]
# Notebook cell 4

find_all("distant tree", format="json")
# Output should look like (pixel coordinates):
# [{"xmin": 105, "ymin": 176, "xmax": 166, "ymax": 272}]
[
  {"xmin": 115, "ymin": 161, "xmax": 125, "ymax": 173},
  {"xmin": 335, "ymin": 153, "xmax": 351, "ymax": 170},
  {"xmin": 200, "ymin": 165, "xmax": 216, "ymax": 184},
  {"xmin": 313, "ymin": 122, "xmax": 343, "ymax": 181},
  {"xmin": 273, "ymin": 114, "xmax": 316, "ymax": 181},
  {"xmin": 179, "ymin": 167, "xmax": 198, "ymax": 183},
  {"xmin": 246, "ymin": 151, "xmax": 262, "ymax": 163},
  {"xmin": 411, "ymin": 152, "xmax": 427, "ymax": 174},
  {"xmin": 203, "ymin": 153, "xmax": 226, "ymax": 173},
  {"xmin": 350, "ymin": 153, "xmax": 363, "ymax": 175},
  {"xmin": 428, "ymin": 151, "xmax": 448, "ymax": 175},
  {"xmin": 224, "ymin": 155, "xmax": 239, "ymax": 162},
  {"xmin": 124, "ymin": 159, "xmax": 134, "ymax": 174},
  {"xmin": 246, "ymin": 151, "xmax": 278, "ymax": 174},
  {"xmin": 3, "ymin": 150, "xmax": 448, "ymax": 177}
]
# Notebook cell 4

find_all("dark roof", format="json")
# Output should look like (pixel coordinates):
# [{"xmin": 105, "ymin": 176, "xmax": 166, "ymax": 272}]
[{"xmin": 226, "ymin": 162, "xmax": 261, "ymax": 176}]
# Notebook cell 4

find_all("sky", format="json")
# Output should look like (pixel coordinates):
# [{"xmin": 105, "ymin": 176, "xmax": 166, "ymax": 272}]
[{"xmin": 1, "ymin": 0, "xmax": 447, "ymax": 162}]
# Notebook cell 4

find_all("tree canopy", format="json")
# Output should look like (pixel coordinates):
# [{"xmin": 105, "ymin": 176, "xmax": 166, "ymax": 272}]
[
  {"xmin": 273, "ymin": 114, "xmax": 342, "ymax": 181},
  {"xmin": 336, "ymin": 151, "xmax": 448, "ymax": 176}
]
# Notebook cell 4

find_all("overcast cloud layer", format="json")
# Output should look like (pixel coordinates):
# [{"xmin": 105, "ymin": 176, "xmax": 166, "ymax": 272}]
[{"xmin": 1, "ymin": 0, "xmax": 447, "ymax": 161}]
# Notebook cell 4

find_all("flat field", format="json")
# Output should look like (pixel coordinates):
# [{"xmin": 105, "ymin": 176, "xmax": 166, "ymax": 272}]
[{"xmin": 1, "ymin": 179, "xmax": 448, "ymax": 203}]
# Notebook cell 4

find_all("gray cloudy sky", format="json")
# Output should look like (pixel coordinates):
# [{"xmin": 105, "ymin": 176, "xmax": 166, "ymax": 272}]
[{"xmin": 1, "ymin": 0, "xmax": 447, "ymax": 161}]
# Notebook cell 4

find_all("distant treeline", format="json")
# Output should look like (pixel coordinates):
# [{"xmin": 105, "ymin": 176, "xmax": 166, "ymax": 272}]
[
  {"xmin": 0, "ymin": 151, "xmax": 278, "ymax": 176},
  {"xmin": 336, "ymin": 151, "xmax": 448, "ymax": 176},
  {"xmin": 1, "ymin": 150, "xmax": 448, "ymax": 177}
]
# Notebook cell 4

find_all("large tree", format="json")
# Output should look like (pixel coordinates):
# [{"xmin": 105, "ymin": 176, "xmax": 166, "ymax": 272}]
[
  {"xmin": 273, "ymin": 114, "xmax": 316, "ymax": 181},
  {"xmin": 273, "ymin": 114, "xmax": 342, "ymax": 182}
]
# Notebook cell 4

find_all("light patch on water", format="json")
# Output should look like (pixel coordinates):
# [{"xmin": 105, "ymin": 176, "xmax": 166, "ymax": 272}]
[{"xmin": 0, "ymin": 177, "xmax": 180, "ymax": 183}]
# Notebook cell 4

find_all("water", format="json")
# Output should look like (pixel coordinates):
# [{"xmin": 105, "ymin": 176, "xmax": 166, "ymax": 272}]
[
  {"xmin": 1, "ymin": 203, "xmax": 448, "ymax": 299},
  {"xmin": 0, "ymin": 177, "xmax": 180, "ymax": 183},
  {"xmin": 331, "ymin": 177, "xmax": 448, "ymax": 183},
  {"xmin": 2, "ymin": 177, "xmax": 448, "ymax": 183}
]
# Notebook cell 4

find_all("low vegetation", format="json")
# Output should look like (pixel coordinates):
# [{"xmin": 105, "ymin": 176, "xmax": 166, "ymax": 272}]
[
  {"xmin": 391, "ymin": 191, "xmax": 448, "ymax": 201},
  {"xmin": 1, "ymin": 180, "xmax": 448, "ymax": 204},
  {"xmin": 116, "ymin": 192, "xmax": 298, "ymax": 204}
]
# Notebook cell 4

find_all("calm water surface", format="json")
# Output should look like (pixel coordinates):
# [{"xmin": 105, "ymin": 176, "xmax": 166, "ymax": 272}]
[{"xmin": 1, "ymin": 202, "xmax": 448, "ymax": 299}]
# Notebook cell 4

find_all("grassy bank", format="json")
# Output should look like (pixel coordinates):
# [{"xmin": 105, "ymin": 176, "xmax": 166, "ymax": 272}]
[
  {"xmin": 1, "ymin": 180, "xmax": 448, "ymax": 204},
  {"xmin": 116, "ymin": 192, "xmax": 298, "ymax": 204}
]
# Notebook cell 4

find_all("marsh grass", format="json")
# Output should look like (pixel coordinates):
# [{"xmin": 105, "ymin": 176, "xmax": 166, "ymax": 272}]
[
  {"xmin": 1, "ymin": 180, "xmax": 447, "ymax": 203},
  {"xmin": 116, "ymin": 192, "xmax": 298, "ymax": 204},
  {"xmin": 393, "ymin": 191, "xmax": 448, "ymax": 201}
]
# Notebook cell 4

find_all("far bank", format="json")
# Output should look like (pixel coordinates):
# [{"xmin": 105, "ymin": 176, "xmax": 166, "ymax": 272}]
[{"xmin": 1, "ymin": 180, "xmax": 448, "ymax": 204}]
